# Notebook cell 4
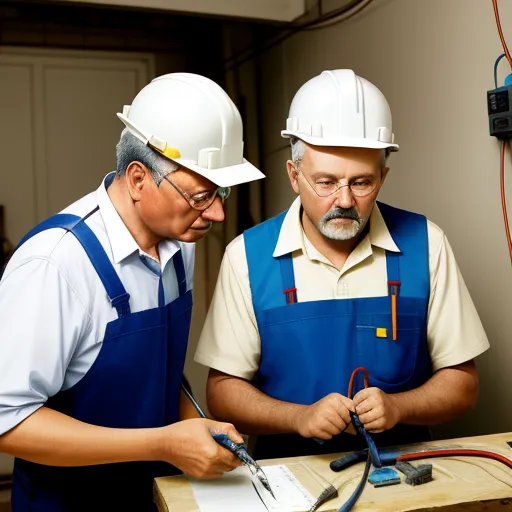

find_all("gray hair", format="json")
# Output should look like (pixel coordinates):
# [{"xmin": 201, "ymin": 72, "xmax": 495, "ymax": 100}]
[
  {"xmin": 116, "ymin": 129, "xmax": 178, "ymax": 186},
  {"xmin": 290, "ymin": 137, "xmax": 390, "ymax": 171}
]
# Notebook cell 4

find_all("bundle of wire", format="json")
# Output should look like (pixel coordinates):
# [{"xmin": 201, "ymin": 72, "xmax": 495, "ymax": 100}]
[{"xmin": 309, "ymin": 367, "xmax": 377, "ymax": 512}]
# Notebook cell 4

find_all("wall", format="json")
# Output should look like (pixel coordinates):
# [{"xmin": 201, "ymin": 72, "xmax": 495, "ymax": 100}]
[{"xmin": 242, "ymin": 0, "xmax": 512, "ymax": 439}]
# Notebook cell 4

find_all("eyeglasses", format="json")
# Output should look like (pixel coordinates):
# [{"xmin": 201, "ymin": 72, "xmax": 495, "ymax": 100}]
[
  {"xmin": 161, "ymin": 175, "xmax": 231, "ymax": 211},
  {"xmin": 295, "ymin": 167, "xmax": 379, "ymax": 198}
]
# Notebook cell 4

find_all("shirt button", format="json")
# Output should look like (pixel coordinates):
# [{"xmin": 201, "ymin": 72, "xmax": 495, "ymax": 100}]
[{"xmin": 336, "ymin": 280, "xmax": 348, "ymax": 298}]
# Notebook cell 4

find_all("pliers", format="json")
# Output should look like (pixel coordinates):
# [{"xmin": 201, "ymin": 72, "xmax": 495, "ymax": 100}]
[
  {"xmin": 330, "ymin": 445, "xmax": 401, "ymax": 472},
  {"xmin": 180, "ymin": 381, "xmax": 276, "ymax": 500},
  {"xmin": 211, "ymin": 432, "xmax": 276, "ymax": 499}
]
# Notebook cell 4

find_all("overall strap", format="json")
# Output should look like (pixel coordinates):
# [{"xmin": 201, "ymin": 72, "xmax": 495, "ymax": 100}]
[
  {"xmin": 158, "ymin": 249, "xmax": 187, "ymax": 307},
  {"xmin": 278, "ymin": 255, "xmax": 297, "ymax": 305},
  {"xmin": 173, "ymin": 250, "xmax": 187, "ymax": 297},
  {"xmin": 386, "ymin": 250, "xmax": 401, "ymax": 298},
  {"xmin": 379, "ymin": 201, "xmax": 430, "ymax": 341},
  {"xmin": 378, "ymin": 201, "xmax": 429, "ymax": 298},
  {"xmin": 16, "ymin": 207, "xmax": 131, "ymax": 317},
  {"xmin": 245, "ymin": 211, "xmax": 296, "ymax": 308}
]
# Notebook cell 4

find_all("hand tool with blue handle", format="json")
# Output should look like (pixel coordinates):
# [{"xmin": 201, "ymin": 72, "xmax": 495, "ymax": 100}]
[
  {"xmin": 209, "ymin": 432, "xmax": 276, "ymax": 499},
  {"xmin": 330, "ymin": 446, "xmax": 400, "ymax": 472},
  {"xmin": 180, "ymin": 381, "xmax": 276, "ymax": 499}
]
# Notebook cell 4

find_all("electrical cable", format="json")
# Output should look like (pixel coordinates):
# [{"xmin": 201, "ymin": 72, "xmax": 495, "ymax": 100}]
[
  {"xmin": 223, "ymin": 0, "xmax": 321, "ymax": 66},
  {"xmin": 305, "ymin": 0, "xmax": 375, "ymax": 31},
  {"xmin": 491, "ymin": 2, "xmax": 512, "ymax": 266},
  {"xmin": 347, "ymin": 366, "xmax": 369, "ymax": 399},
  {"xmin": 492, "ymin": 0, "xmax": 512, "ymax": 69},
  {"xmin": 499, "ymin": 141, "xmax": 512, "ymax": 265},
  {"xmin": 397, "ymin": 449, "xmax": 512, "ymax": 470},
  {"xmin": 493, "ymin": 52, "xmax": 506, "ymax": 89},
  {"xmin": 337, "ymin": 453, "xmax": 372, "ymax": 512},
  {"xmin": 329, "ymin": 367, "xmax": 377, "ymax": 512},
  {"xmin": 224, "ymin": 0, "xmax": 375, "ymax": 72}
]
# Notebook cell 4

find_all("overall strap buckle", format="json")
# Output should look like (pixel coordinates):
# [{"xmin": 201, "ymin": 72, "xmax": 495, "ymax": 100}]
[
  {"xmin": 283, "ymin": 287, "xmax": 298, "ymax": 305},
  {"xmin": 111, "ymin": 292, "xmax": 131, "ymax": 316}
]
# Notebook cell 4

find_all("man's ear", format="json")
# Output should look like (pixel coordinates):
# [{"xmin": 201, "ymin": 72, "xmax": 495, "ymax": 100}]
[
  {"xmin": 125, "ymin": 162, "xmax": 151, "ymax": 201},
  {"xmin": 287, "ymin": 160, "xmax": 300, "ymax": 195}
]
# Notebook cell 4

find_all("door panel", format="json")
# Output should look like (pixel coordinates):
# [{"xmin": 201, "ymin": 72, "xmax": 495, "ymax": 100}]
[{"xmin": 0, "ymin": 47, "xmax": 153, "ymax": 244}]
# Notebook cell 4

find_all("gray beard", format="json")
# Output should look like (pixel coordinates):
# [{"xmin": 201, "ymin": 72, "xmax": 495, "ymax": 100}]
[
  {"xmin": 317, "ymin": 207, "xmax": 363, "ymax": 241},
  {"xmin": 318, "ymin": 218, "xmax": 362, "ymax": 240}
]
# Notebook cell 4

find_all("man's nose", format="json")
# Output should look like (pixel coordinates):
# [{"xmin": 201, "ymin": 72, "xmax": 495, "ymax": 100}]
[
  {"xmin": 332, "ymin": 184, "xmax": 356, "ymax": 209},
  {"xmin": 202, "ymin": 197, "xmax": 225, "ymax": 223}
]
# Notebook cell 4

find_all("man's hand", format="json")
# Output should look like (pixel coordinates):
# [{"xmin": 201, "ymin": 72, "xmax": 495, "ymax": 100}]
[
  {"xmin": 159, "ymin": 418, "xmax": 243, "ymax": 479},
  {"xmin": 292, "ymin": 393, "xmax": 354, "ymax": 440},
  {"xmin": 353, "ymin": 387, "xmax": 400, "ymax": 433}
]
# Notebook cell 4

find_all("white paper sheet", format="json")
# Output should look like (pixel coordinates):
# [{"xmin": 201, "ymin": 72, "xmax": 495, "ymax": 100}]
[{"xmin": 189, "ymin": 465, "xmax": 316, "ymax": 512}]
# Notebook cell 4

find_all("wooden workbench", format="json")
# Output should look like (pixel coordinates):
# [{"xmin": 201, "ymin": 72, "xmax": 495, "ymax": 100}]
[{"xmin": 154, "ymin": 432, "xmax": 512, "ymax": 511}]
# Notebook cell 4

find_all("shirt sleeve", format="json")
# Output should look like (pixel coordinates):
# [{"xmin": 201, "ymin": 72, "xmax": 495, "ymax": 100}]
[
  {"xmin": 194, "ymin": 236, "xmax": 261, "ymax": 380},
  {"xmin": 426, "ymin": 222, "xmax": 490, "ymax": 371},
  {"xmin": 0, "ymin": 257, "xmax": 92, "ymax": 435}
]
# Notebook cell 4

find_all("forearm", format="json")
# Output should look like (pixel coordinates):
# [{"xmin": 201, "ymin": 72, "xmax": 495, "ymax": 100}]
[
  {"xmin": 0, "ymin": 406, "xmax": 161, "ymax": 466},
  {"xmin": 207, "ymin": 369, "xmax": 304, "ymax": 435},
  {"xmin": 390, "ymin": 362, "xmax": 478, "ymax": 426}
]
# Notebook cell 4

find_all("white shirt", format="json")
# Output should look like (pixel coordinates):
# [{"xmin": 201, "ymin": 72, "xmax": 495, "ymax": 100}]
[{"xmin": 0, "ymin": 173, "xmax": 195, "ymax": 435}]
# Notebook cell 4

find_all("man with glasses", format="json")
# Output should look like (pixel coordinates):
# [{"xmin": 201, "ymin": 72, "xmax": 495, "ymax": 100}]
[
  {"xmin": 0, "ymin": 73, "xmax": 264, "ymax": 511},
  {"xmin": 194, "ymin": 69, "xmax": 489, "ymax": 459}
]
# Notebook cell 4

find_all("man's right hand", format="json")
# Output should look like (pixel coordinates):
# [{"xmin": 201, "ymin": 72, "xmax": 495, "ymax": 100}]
[
  {"xmin": 292, "ymin": 393, "xmax": 354, "ymax": 440},
  {"xmin": 159, "ymin": 418, "xmax": 243, "ymax": 479}
]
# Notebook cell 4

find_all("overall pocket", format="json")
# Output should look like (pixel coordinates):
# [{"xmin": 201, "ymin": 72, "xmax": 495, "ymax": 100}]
[{"xmin": 356, "ymin": 312, "xmax": 423, "ymax": 390}]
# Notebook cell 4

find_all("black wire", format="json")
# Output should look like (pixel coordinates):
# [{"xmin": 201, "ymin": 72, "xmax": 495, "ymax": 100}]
[
  {"xmin": 223, "ymin": 0, "xmax": 321, "ymax": 66},
  {"xmin": 305, "ymin": 0, "xmax": 374, "ymax": 30},
  {"xmin": 224, "ymin": 0, "xmax": 374, "ymax": 72}
]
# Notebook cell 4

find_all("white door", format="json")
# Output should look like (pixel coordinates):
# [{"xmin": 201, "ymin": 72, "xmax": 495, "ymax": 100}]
[
  {"xmin": 0, "ymin": 46, "xmax": 153, "ymax": 476},
  {"xmin": 0, "ymin": 46, "xmax": 153, "ymax": 245}
]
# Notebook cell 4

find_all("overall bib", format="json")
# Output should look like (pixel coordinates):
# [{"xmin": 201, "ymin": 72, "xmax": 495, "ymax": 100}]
[
  {"xmin": 11, "ymin": 207, "xmax": 192, "ymax": 511},
  {"xmin": 244, "ymin": 202, "xmax": 433, "ymax": 460}
]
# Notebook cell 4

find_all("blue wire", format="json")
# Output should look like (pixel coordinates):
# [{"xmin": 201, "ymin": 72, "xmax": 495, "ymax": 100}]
[
  {"xmin": 495, "ymin": 53, "xmax": 506, "ymax": 88},
  {"xmin": 350, "ymin": 412, "xmax": 382, "ymax": 467},
  {"xmin": 337, "ymin": 454, "xmax": 372, "ymax": 512}
]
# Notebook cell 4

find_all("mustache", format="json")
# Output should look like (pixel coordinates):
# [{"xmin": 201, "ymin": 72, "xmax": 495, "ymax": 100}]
[
  {"xmin": 322, "ymin": 207, "xmax": 361, "ymax": 223},
  {"xmin": 193, "ymin": 221, "xmax": 213, "ymax": 231}
]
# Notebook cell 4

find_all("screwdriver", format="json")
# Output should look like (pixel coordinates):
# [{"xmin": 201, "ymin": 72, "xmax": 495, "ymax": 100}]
[{"xmin": 180, "ymin": 381, "xmax": 276, "ymax": 500}]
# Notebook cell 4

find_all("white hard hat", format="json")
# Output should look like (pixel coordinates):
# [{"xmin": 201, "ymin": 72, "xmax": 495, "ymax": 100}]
[
  {"xmin": 117, "ymin": 73, "xmax": 265, "ymax": 187},
  {"xmin": 281, "ymin": 69, "xmax": 399, "ymax": 152}
]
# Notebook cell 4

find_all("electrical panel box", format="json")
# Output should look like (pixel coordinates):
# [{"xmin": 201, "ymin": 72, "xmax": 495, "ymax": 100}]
[{"xmin": 488, "ymin": 85, "xmax": 512, "ymax": 138}]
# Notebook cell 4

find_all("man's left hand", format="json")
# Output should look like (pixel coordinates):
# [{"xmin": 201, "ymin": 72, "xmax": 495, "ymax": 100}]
[{"xmin": 352, "ymin": 387, "xmax": 400, "ymax": 433}]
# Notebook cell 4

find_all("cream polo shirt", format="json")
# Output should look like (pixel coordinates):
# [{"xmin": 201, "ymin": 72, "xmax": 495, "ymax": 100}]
[{"xmin": 195, "ymin": 197, "xmax": 489, "ymax": 380}]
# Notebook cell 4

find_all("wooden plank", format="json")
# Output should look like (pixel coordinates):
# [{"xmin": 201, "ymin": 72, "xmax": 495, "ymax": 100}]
[{"xmin": 154, "ymin": 432, "xmax": 512, "ymax": 512}]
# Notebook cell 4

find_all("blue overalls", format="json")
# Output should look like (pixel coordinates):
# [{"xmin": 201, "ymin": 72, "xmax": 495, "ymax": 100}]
[
  {"xmin": 10, "ymin": 206, "xmax": 192, "ymax": 511},
  {"xmin": 244, "ymin": 202, "xmax": 433, "ymax": 460}
]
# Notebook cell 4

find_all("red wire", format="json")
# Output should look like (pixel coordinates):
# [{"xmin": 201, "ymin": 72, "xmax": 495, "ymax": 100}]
[
  {"xmin": 500, "ymin": 141, "xmax": 512, "ymax": 265},
  {"xmin": 397, "ymin": 449, "xmax": 512, "ymax": 470},
  {"xmin": 347, "ymin": 367, "xmax": 369, "ymax": 399},
  {"xmin": 492, "ymin": 0, "xmax": 512, "ymax": 69}
]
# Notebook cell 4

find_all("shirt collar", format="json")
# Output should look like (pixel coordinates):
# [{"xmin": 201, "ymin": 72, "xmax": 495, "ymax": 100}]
[
  {"xmin": 272, "ymin": 198, "xmax": 400, "ymax": 258},
  {"xmin": 96, "ymin": 172, "xmax": 181, "ymax": 267}
]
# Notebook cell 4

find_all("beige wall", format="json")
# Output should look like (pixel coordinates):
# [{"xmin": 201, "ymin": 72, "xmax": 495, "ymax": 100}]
[{"xmin": 239, "ymin": 0, "xmax": 512, "ymax": 439}]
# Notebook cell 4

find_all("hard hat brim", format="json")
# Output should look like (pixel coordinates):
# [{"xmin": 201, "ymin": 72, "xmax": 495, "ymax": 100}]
[
  {"xmin": 281, "ymin": 131, "xmax": 399, "ymax": 152},
  {"xmin": 173, "ymin": 158, "xmax": 266, "ymax": 188}
]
